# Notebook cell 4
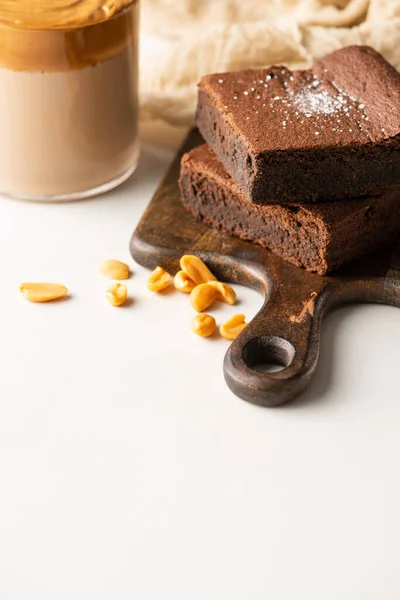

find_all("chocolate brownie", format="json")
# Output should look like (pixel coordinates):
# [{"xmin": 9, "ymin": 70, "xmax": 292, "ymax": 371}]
[
  {"xmin": 196, "ymin": 46, "xmax": 400, "ymax": 205},
  {"xmin": 179, "ymin": 144, "xmax": 400, "ymax": 274}
]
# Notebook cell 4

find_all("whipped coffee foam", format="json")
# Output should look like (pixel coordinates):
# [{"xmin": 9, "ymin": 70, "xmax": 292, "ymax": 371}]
[{"xmin": 0, "ymin": 0, "xmax": 134, "ymax": 29}]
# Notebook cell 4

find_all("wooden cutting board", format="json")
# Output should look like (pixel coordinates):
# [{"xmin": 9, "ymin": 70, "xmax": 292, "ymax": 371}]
[{"xmin": 130, "ymin": 129, "xmax": 400, "ymax": 407}]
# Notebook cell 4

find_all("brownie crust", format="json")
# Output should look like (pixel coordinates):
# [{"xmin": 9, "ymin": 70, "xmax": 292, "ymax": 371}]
[
  {"xmin": 196, "ymin": 46, "xmax": 400, "ymax": 204},
  {"xmin": 179, "ymin": 144, "xmax": 400, "ymax": 274}
]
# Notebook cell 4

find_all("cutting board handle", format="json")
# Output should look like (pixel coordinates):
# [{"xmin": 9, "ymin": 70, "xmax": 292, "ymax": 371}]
[
  {"xmin": 223, "ymin": 279, "xmax": 330, "ymax": 407},
  {"xmin": 223, "ymin": 267, "xmax": 400, "ymax": 407}
]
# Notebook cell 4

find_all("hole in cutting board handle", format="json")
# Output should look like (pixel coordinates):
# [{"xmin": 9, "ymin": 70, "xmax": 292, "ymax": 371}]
[
  {"xmin": 254, "ymin": 363, "xmax": 286, "ymax": 374},
  {"xmin": 242, "ymin": 336, "xmax": 295, "ymax": 374}
]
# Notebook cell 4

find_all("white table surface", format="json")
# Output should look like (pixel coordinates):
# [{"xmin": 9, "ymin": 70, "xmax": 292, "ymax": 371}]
[{"xmin": 0, "ymin": 122, "xmax": 400, "ymax": 600}]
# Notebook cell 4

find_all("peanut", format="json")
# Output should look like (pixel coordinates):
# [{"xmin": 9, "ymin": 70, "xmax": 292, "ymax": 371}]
[
  {"xmin": 220, "ymin": 314, "xmax": 247, "ymax": 340},
  {"xmin": 180, "ymin": 255, "xmax": 217, "ymax": 286},
  {"xmin": 190, "ymin": 283, "xmax": 216, "ymax": 312},
  {"xmin": 106, "ymin": 283, "xmax": 128, "ymax": 307},
  {"xmin": 174, "ymin": 270, "xmax": 196, "ymax": 293},
  {"xmin": 99, "ymin": 259, "xmax": 130, "ymax": 280},
  {"xmin": 191, "ymin": 314, "xmax": 216, "ymax": 338},
  {"xmin": 20, "ymin": 282, "xmax": 68, "ymax": 303},
  {"xmin": 147, "ymin": 266, "xmax": 171, "ymax": 292},
  {"xmin": 207, "ymin": 281, "xmax": 236, "ymax": 305}
]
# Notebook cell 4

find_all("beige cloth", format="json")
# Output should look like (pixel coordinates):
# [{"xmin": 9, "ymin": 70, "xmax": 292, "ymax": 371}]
[{"xmin": 140, "ymin": 0, "xmax": 400, "ymax": 125}]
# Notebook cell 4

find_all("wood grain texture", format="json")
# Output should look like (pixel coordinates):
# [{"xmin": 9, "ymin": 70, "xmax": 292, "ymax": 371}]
[{"xmin": 130, "ymin": 129, "xmax": 400, "ymax": 407}]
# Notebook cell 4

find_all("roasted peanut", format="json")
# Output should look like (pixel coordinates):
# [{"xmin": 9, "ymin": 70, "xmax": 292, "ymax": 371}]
[
  {"xmin": 190, "ymin": 283, "xmax": 217, "ymax": 312},
  {"xmin": 106, "ymin": 283, "xmax": 128, "ymax": 307},
  {"xmin": 174, "ymin": 270, "xmax": 196, "ymax": 293},
  {"xmin": 191, "ymin": 313, "xmax": 216, "ymax": 337},
  {"xmin": 180, "ymin": 255, "xmax": 217, "ymax": 286},
  {"xmin": 99, "ymin": 259, "xmax": 130, "ymax": 280},
  {"xmin": 147, "ymin": 266, "xmax": 171, "ymax": 292},
  {"xmin": 20, "ymin": 282, "xmax": 68, "ymax": 303},
  {"xmin": 207, "ymin": 281, "xmax": 236, "ymax": 305},
  {"xmin": 220, "ymin": 314, "xmax": 247, "ymax": 340}
]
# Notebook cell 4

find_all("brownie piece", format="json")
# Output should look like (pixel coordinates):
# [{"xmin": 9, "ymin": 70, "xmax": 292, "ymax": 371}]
[
  {"xmin": 196, "ymin": 46, "xmax": 400, "ymax": 205},
  {"xmin": 179, "ymin": 144, "xmax": 400, "ymax": 274}
]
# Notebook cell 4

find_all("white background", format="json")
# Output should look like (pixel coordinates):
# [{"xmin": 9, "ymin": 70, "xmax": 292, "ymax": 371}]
[{"xmin": 0, "ymin": 122, "xmax": 400, "ymax": 599}]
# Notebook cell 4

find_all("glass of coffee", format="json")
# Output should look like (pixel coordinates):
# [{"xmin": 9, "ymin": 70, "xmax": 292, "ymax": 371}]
[{"xmin": 0, "ymin": 0, "xmax": 140, "ymax": 200}]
